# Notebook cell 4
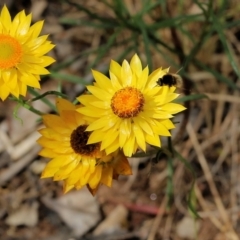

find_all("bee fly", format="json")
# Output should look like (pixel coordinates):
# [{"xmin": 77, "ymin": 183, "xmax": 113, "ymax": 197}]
[{"xmin": 156, "ymin": 73, "xmax": 183, "ymax": 88}]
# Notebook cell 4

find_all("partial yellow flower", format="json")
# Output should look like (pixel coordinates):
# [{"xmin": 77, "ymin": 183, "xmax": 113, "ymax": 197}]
[
  {"xmin": 77, "ymin": 54, "xmax": 186, "ymax": 157},
  {"xmin": 0, "ymin": 5, "xmax": 55, "ymax": 101},
  {"xmin": 37, "ymin": 98, "xmax": 132, "ymax": 195}
]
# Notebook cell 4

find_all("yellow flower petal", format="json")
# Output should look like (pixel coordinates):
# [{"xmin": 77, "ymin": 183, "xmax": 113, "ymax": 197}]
[
  {"xmin": 130, "ymin": 53, "xmax": 142, "ymax": 77},
  {"xmin": 38, "ymin": 128, "xmax": 69, "ymax": 140},
  {"xmin": 110, "ymin": 60, "xmax": 121, "ymax": 80},
  {"xmin": 38, "ymin": 148, "xmax": 59, "ymax": 158},
  {"xmin": 45, "ymin": 155, "xmax": 75, "ymax": 169},
  {"xmin": 137, "ymin": 66, "xmax": 149, "ymax": 90},
  {"xmin": 134, "ymin": 118, "xmax": 153, "ymax": 136},
  {"xmin": 100, "ymin": 128, "xmax": 118, "ymax": 149},
  {"xmin": 92, "ymin": 70, "xmax": 112, "ymax": 92},
  {"xmin": 78, "ymin": 106, "xmax": 103, "ymax": 118},
  {"xmin": 121, "ymin": 59, "xmax": 132, "ymax": 86},
  {"xmin": 29, "ymin": 21, "xmax": 44, "ymax": 38},
  {"xmin": 87, "ymin": 85, "xmax": 111, "ymax": 100},
  {"xmin": 56, "ymin": 98, "xmax": 76, "ymax": 113},
  {"xmin": 63, "ymin": 183, "xmax": 74, "ymax": 194},
  {"xmin": 101, "ymin": 166, "xmax": 113, "ymax": 187},
  {"xmin": 109, "ymin": 71, "xmax": 122, "ymax": 90},
  {"xmin": 119, "ymin": 120, "xmax": 131, "ymax": 147},
  {"xmin": 66, "ymin": 164, "xmax": 83, "ymax": 186},
  {"xmin": 1, "ymin": 5, "xmax": 11, "ymax": 31},
  {"xmin": 113, "ymin": 155, "xmax": 132, "ymax": 175},
  {"xmin": 41, "ymin": 167, "xmax": 58, "ymax": 178},
  {"xmin": 19, "ymin": 73, "xmax": 40, "ymax": 88},
  {"xmin": 104, "ymin": 138, "xmax": 120, "ymax": 155},
  {"xmin": 61, "ymin": 110, "xmax": 78, "ymax": 130},
  {"xmin": 88, "ymin": 165, "xmax": 102, "ymax": 189},
  {"xmin": 0, "ymin": 83, "xmax": 10, "ymax": 100},
  {"xmin": 161, "ymin": 103, "xmax": 187, "ymax": 114},
  {"xmin": 123, "ymin": 134, "xmax": 135, "ymax": 156},
  {"xmin": 151, "ymin": 120, "xmax": 171, "ymax": 136},
  {"xmin": 54, "ymin": 160, "xmax": 79, "ymax": 181},
  {"xmin": 145, "ymin": 133, "xmax": 161, "ymax": 147},
  {"xmin": 161, "ymin": 119, "xmax": 175, "ymax": 129},
  {"xmin": 133, "ymin": 124, "xmax": 146, "ymax": 152},
  {"xmin": 43, "ymin": 115, "xmax": 70, "ymax": 133}
]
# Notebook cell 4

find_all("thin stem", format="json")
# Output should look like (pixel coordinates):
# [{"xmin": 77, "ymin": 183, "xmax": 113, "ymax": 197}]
[
  {"xmin": 20, "ymin": 102, "xmax": 44, "ymax": 116},
  {"xmin": 28, "ymin": 88, "xmax": 56, "ymax": 111},
  {"xmin": 30, "ymin": 91, "xmax": 67, "ymax": 103},
  {"xmin": 10, "ymin": 97, "xmax": 44, "ymax": 116}
]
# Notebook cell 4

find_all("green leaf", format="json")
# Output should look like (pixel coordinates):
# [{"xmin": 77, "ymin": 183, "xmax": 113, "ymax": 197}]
[
  {"xmin": 212, "ymin": 14, "xmax": 240, "ymax": 84},
  {"xmin": 59, "ymin": 17, "xmax": 116, "ymax": 28},
  {"xmin": 149, "ymin": 14, "xmax": 203, "ymax": 30},
  {"xmin": 175, "ymin": 94, "xmax": 208, "ymax": 103},
  {"xmin": 86, "ymin": 28, "xmax": 122, "ymax": 71},
  {"xmin": 64, "ymin": 0, "xmax": 115, "ymax": 24},
  {"xmin": 166, "ymin": 155, "xmax": 174, "ymax": 207},
  {"xmin": 139, "ymin": 20, "xmax": 152, "ymax": 71}
]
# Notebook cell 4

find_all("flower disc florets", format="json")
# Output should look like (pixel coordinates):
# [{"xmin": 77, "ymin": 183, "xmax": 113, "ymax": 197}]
[
  {"xmin": 111, "ymin": 87, "xmax": 144, "ymax": 118},
  {"xmin": 70, "ymin": 125, "xmax": 100, "ymax": 156}
]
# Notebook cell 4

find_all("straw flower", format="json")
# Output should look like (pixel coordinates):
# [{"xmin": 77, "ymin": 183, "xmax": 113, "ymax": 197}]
[
  {"xmin": 0, "ymin": 5, "xmax": 55, "ymax": 100},
  {"xmin": 37, "ymin": 98, "xmax": 132, "ymax": 195},
  {"xmin": 77, "ymin": 54, "xmax": 186, "ymax": 157}
]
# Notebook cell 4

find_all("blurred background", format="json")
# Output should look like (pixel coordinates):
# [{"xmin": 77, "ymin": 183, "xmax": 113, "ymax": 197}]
[{"xmin": 0, "ymin": 0, "xmax": 240, "ymax": 239}]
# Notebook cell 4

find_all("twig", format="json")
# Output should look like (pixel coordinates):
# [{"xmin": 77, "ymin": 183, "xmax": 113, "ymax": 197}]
[
  {"xmin": 213, "ymin": 87, "xmax": 227, "ymax": 134},
  {"xmin": 205, "ymin": 93, "xmax": 240, "ymax": 104},
  {"xmin": 147, "ymin": 196, "xmax": 167, "ymax": 240},
  {"xmin": 230, "ymin": 102, "xmax": 239, "ymax": 226},
  {"xmin": 187, "ymin": 123, "xmax": 237, "ymax": 236},
  {"xmin": 162, "ymin": 213, "xmax": 173, "ymax": 239},
  {"xmin": 0, "ymin": 127, "xmax": 14, "ymax": 155},
  {"xmin": 194, "ymin": 184, "xmax": 223, "ymax": 230},
  {"xmin": 11, "ymin": 131, "xmax": 40, "ymax": 161},
  {"xmin": 0, "ymin": 145, "xmax": 40, "ymax": 186}
]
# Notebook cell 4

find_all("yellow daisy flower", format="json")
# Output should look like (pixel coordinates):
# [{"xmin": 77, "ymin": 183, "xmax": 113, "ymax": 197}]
[
  {"xmin": 77, "ymin": 54, "xmax": 186, "ymax": 157},
  {"xmin": 0, "ymin": 5, "xmax": 55, "ymax": 101},
  {"xmin": 37, "ymin": 98, "xmax": 132, "ymax": 195}
]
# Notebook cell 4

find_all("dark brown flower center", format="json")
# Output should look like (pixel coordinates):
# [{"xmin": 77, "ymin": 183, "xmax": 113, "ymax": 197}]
[{"xmin": 70, "ymin": 125, "xmax": 99, "ymax": 156}]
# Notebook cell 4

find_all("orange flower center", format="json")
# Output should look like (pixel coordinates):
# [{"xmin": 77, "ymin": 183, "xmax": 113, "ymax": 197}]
[
  {"xmin": 111, "ymin": 87, "xmax": 145, "ymax": 118},
  {"xmin": 0, "ymin": 34, "xmax": 23, "ymax": 69},
  {"xmin": 70, "ymin": 125, "xmax": 100, "ymax": 157}
]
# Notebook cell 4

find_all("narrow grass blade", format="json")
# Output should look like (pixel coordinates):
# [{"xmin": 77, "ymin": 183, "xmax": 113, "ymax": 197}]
[
  {"xmin": 50, "ymin": 72, "xmax": 88, "ymax": 85},
  {"xmin": 175, "ymin": 94, "xmax": 208, "ymax": 103}
]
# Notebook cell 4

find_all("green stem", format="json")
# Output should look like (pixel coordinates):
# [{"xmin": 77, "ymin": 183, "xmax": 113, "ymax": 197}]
[
  {"xmin": 28, "ymin": 88, "xmax": 56, "ymax": 111},
  {"xmin": 10, "ymin": 97, "xmax": 44, "ymax": 117},
  {"xmin": 21, "ymin": 102, "xmax": 44, "ymax": 116},
  {"xmin": 30, "ymin": 91, "xmax": 67, "ymax": 102}
]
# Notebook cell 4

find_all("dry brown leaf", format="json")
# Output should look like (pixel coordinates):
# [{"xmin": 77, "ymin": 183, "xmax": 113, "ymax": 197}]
[
  {"xmin": 93, "ymin": 204, "xmax": 128, "ymax": 236},
  {"xmin": 42, "ymin": 189, "xmax": 100, "ymax": 237},
  {"xmin": 5, "ymin": 202, "xmax": 39, "ymax": 227}
]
